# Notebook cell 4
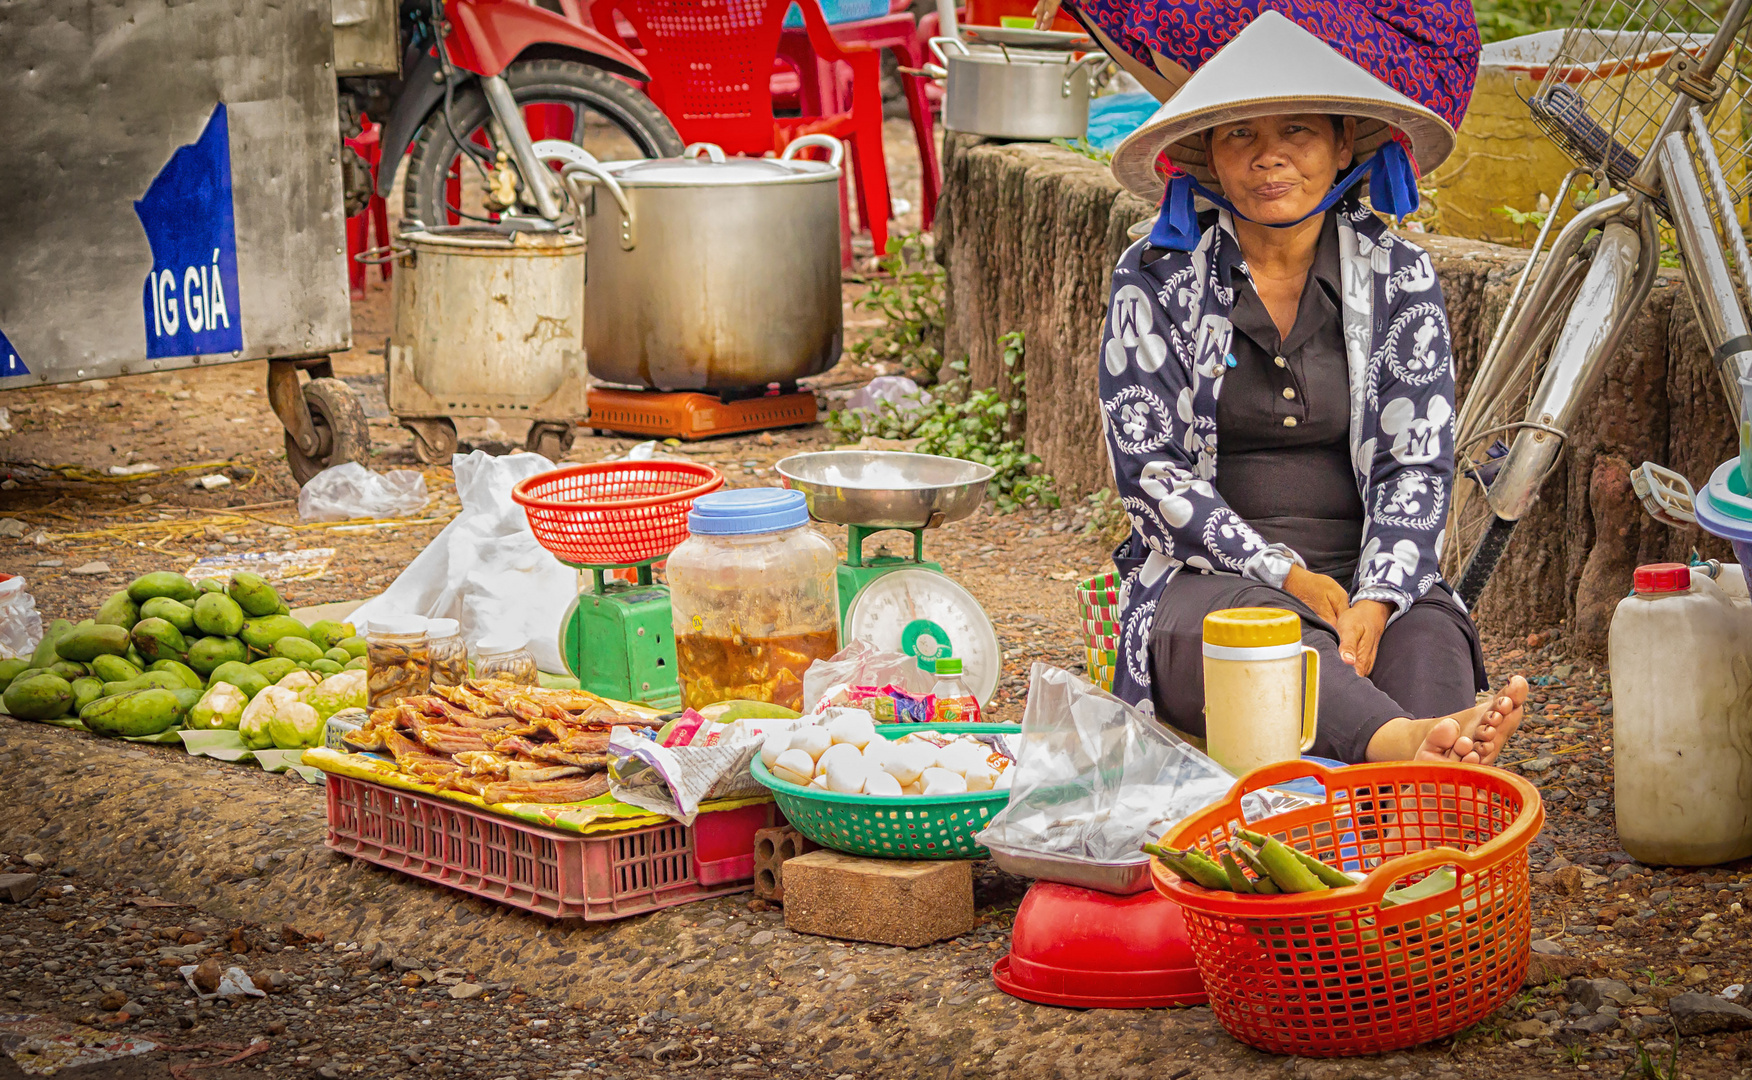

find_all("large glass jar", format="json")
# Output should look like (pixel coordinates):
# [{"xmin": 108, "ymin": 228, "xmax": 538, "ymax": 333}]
[
  {"xmin": 366, "ymin": 615, "xmax": 431, "ymax": 709},
  {"xmin": 666, "ymin": 488, "xmax": 840, "ymax": 712}
]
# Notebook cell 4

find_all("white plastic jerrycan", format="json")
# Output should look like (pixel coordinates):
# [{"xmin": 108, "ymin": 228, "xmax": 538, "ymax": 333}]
[
  {"xmin": 1611, "ymin": 562, "xmax": 1752, "ymax": 866},
  {"xmin": 1202, "ymin": 607, "xmax": 1318, "ymax": 776}
]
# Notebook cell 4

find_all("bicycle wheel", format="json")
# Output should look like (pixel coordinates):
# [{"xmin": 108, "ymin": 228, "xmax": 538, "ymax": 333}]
[{"xmin": 403, "ymin": 59, "xmax": 683, "ymax": 227}]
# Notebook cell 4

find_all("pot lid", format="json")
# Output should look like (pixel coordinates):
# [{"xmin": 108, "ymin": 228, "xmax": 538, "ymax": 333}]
[{"xmin": 604, "ymin": 146, "xmax": 839, "ymax": 187}]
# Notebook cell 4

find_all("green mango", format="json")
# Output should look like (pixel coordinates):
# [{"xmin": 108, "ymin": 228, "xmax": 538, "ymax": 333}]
[
  {"xmin": 275, "ymin": 600, "xmax": 291, "ymax": 616},
  {"xmin": 337, "ymin": 636, "xmax": 368, "ymax": 659},
  {"xmin": 0, "ymin": 659, "xmax": 30, "ymax": 692},
  {"xmin": 148, "ymin": 659, "xmax": 204, "ymax": 690},
  {"xmin": 248, "ymin": 657, "xmax": 299, "ymax": 684},
  {"xmin": 196, "ymin": 578, "xmax": 226, "ymax": 595},
  {"xmin": 309, "ymin": 659, "xmax": 344, "ymax": 675},
  {"xmin": 270, "ymin": 636, "xmax": 324, "ymax": 663},
  {"xmin": 29, "ymin": 619, "xmax": 74, "ymax": 669},
  {"xmin": 126, "ymin": 571, "xmax": 198, "ymax": 604},
  {"xmin": 343, "ymin": 656, "xmax": 368, "ymax": 671},
  {"xmin": 139, "ymin": 597, "xmax": 196, "ymax": 635},
  {"xmin": 55, "ymin": 623, "xmax": 132, "ymax": 663},
  {"xmin": 47, "ymin": 661, "xmax": 89, "ymax": 681},
  {"xmin": 207, "ymin": 661, "xmax": 270, "ymax": 700},
  {"xmin": 125, "ymin": 645, "xmax": 146, "ymax": 669},
  {"xmin": 93, "ymin": 591, "xmax": 141, "ymax": 631},
  {"xmin": 323, "ymin": 647, "xmax": 352, "ymax": 665},
  {"xmin": 69, "ymin": 677, "xmax": 104, "ymax": 714},
  {"xmin": 227, "ymin": 572, "xmax": 282, "ymax": 617},
  {"xmin": 169, "ymin": 687, "xmax": 201, "ymax": 720},
  {"xmin": 4, "ymin": 674, "xmax": 75, "ymax": 721},
  {"xmin": 186, "ymin": 635, "xmax": 248, "ymax": 676},
  {"xmin": 307, "ymin": 620, "xmax": 355, "ymax": 651},
  {"xmin": 191, "ymin": 593, "xmax": 245, "ymax": 637},
  {"xmin": 80, "ymin": 688, "xmax": 181, "ymax": 737},
  {"xmin": 101, "ymin": 671, "xmax": 189, "ymax": 697},
  {"xmin": 130, "ymin": 618, "xmax": 189, "ymax": 664},
  {"xmin": 240, "ymin": 615, "xmax": 310, "ymax": 654},
  {"xmin": 90, "ymin": 654, "xmax": 143, "ymax": 684}
]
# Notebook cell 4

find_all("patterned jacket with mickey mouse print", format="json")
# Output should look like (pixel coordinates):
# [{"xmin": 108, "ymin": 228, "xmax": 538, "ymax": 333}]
[{"xmin": 1099, "ymin": 196, "xmax": 1457, "ymax": 714}]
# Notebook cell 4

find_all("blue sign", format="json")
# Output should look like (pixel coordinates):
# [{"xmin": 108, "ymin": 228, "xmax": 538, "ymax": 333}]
[
  {"xmin": 0, "ymin": 329, "xmax": 25, "ymax": 378},
  {"xmin": 135, "ymin": 103, "xmax": 243, "ymax": 359}
]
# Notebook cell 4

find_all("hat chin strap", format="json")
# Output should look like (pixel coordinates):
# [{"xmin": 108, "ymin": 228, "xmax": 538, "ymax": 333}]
[{"xmin": 1147, "ymin": 139, "xmax": 1418, "ymax": 252}]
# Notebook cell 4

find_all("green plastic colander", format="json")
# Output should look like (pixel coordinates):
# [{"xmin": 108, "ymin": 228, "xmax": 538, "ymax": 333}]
[{"xmin": 750, "ymin": 722, "xmax": 1016, "ymax": 859}]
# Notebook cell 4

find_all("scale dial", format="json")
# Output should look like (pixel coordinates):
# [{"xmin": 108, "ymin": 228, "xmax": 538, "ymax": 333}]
[{"xmin": 844, "ymin": 568, "xmax": 1001, "ymax": 705}]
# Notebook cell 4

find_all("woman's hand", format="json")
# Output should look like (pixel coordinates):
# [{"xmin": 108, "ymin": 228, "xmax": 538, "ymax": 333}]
[
  {"xmin": 1335, "ymin": 599, "xmax": 1391, "ymax": 677},
  {"xmin": 1282, "ymin": 565, "xmax": 1350, "ymax": 625}
]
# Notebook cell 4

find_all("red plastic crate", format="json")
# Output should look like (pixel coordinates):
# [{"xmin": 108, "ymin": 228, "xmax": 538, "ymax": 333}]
[{"xmin": 325, "ymin": 774, "xmax": 776, "ymax": 920}]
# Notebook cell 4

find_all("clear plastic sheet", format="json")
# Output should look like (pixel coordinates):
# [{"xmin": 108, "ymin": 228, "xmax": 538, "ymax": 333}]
[
  {"xmin": 800, "ymin": 639, "xmax": 933, "ymax": 713},
  {"xmin": 975, "ymin": 663, "xmax": 1313, "ymax": 866},
  {"xmin": 296, "ymin": 462, "xmax": 428, "ymax": 522},
  {"xmin": 0, "ymin": 575, "xmax": 42, "ymax": 661}
]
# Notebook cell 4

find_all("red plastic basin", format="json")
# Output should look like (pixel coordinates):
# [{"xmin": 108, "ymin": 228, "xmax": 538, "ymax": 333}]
[{"xmin": 993, "ymin": 881, "xmax": 1207, "ymax": 1009}]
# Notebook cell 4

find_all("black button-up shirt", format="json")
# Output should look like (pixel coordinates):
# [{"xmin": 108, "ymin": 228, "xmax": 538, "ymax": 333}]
[{"xmin": 1214, "ymin": 213, "xmax": 1366, "ymax": 584}]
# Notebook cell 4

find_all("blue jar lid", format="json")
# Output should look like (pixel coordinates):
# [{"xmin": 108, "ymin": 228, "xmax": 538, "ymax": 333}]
[{"xmin": 687, "ymin": 488, "xmax": 810, "ymax": 535}]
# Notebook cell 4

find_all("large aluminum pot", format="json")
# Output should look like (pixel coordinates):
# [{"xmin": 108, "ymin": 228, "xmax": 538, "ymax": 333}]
[
  {"xmin": 928, "ymin": 37, "xmax": 1104, "ymax": 141},
  {"xmin": 387, "ymin": 225, "xmax": 587, "ymax": 420},
  {"xmin": 564, "ymin": 136, "xmax": 844, "ymax": 392}
]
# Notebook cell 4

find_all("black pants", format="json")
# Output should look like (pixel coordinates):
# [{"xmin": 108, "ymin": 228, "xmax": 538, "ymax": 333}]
[{"xmin": 1149, "ymin": 573, "xmax": 1488, "ymax": 764}]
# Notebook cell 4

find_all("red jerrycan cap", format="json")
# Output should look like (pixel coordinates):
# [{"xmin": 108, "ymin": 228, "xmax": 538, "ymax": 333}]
[{"xmin": 1633, "ymin": 563, "xmax": 1691, "ymax": 596}]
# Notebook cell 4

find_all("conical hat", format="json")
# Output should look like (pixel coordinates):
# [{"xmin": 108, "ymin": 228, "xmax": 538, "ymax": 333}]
[{"xmin": 1109, "ymin": 11, "xmax": 1456, "ymax": 202}]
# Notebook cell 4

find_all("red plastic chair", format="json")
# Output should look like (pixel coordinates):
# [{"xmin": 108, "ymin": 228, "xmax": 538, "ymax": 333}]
[
  {"xmin": 591, "ymin": 0, "xmax": 892, "ymax": 265},
  {"xmin": 344, "ymin": 116, "xmax": 392, "ymax": 297}
]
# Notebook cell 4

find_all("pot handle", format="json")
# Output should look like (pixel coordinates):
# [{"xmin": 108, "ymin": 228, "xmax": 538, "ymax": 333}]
[
  {"xmin": 927, "ymin": 35, "xmax": 969, "ymax": 66},
  {"xmin": 780, "ymin": 133, "xmax": 846, "ymax": 170},
  {"xmin": 1063, "ymin": 52, "xmax": 1106, "ymax": 97},
  {"xmin": 684, "ymin": 142, "xmax": 729, "ymax": 163},
  {"xmin": 560, "ymin": 162, "xmax": 636, "ymax": 251}
]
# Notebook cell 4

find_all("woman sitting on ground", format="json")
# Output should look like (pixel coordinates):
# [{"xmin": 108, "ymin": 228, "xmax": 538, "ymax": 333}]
[{"xmin": 1096, "ymin": 13, "xmax": 1527, "ymax": 765}]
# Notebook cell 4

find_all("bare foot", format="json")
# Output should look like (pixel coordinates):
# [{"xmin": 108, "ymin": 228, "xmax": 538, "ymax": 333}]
[{"xmin": 1412, "ymin": 676, "xmax": 1528, "ymax": 766}]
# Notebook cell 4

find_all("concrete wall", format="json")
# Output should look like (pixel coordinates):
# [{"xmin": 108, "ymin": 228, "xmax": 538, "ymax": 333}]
[{"xmin": 935, "ymin": 135, "xmax": 1738, "ymax": 655}]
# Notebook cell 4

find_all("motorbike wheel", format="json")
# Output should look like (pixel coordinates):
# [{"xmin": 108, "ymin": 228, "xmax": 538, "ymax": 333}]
[
  {"xmin": 402, "ymin": 59, "xmax": 683, "ymax": 227},
  {"xmin": 284, "ymin": 378, "xmax": 371, "ymax": 487}
]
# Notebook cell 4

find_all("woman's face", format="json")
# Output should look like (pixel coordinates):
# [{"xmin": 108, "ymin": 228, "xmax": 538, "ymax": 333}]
[{"xmin": 1205, "ymin": 114, "xmax": 1356, "ymax": 225}]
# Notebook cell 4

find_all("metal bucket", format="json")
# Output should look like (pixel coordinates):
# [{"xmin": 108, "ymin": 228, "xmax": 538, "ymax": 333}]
[{"xmin": 387, "ymin": 225, "xmax": 588, "ymax": 421}]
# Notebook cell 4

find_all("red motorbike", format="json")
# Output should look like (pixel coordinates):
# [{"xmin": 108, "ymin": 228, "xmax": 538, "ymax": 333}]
[{"xmin": 341, "ymin": 0, "xmax": 681, "ymax": 228}]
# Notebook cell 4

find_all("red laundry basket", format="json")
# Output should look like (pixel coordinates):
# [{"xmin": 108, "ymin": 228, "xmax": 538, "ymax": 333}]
[
  {"xmin": 512, "ymin": 461, "xmax": 723, "ymax": 567},
  {"xmin": 1156, "ymin": 760, "xmax": 1543, "ymax": 1057}
]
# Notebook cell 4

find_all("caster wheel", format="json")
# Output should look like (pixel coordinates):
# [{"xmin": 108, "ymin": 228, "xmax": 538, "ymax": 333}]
[
  {"xmin": 402, "ymin": 417, "xmax": 459, "ymax": 465},
  {"xmin": 526, "ymin": 421, "xmax": 576, "ymax": 460},
  {"xmin": 284, "ymin": 377, "xmax": 370, "ymax": 486}
]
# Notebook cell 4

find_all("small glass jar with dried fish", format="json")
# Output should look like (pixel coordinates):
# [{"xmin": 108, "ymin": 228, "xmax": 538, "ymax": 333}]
[
  {"xmin": 366, "ymin": 615, "xmax": 432, "ymax": 708},
  {"xmin": 473, "ymin": 634, "xmax": 538, "ymax": 686},
  {"xmin": 426, "ymin": 617, "xmax": 469, "ymax": 688}
]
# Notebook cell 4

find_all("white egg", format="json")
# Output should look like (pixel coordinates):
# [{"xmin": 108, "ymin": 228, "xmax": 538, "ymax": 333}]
[
  {"xmin": 963, "ymin": 763, "xmax": 997, "ymax": 792},
  {"xmin": 824, "ymin": 757, "xmax": 868, "ymax": 794},
  {"xmin": 882, "ymin": 743, "xmax": 934, "ymax": 786},
  {"xmin": 920, "ymin": 768, "xmax": 968, "ymax": 795},
  {"xmin": 993, "ymin": 769, "xmax": 1014, "ymax": 791},
  {"xmin": 815, "ymin": 742, "xmax": 863, "ymax": 780},
  {"xmin": 863, "ymin": 771, "xmax": 903, "ymax": 797},
  {"xmin": 824, "ymin": 709, "xmax": 876, "ymax": 749},
  {"xmin": 760, "ymin": 729, "xmax": 793, "ymax": 769},
  {"xmin": 934, "ymin": 740, "xmax": 987, "ymax": 775},
  {"xmin": 810, "ymin": 774, "xmax": 830, "ymax": 789},
  {"xmin": 790, "ymin": 726, "xmax": 833, "ymax": 762},
  {"xmin": 772, "ymin": 748, "xmax": 817, "ymax": 787}
]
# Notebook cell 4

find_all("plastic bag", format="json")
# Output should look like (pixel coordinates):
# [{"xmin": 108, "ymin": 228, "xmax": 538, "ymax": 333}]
[
  {"xmin": 0, "ymin": 574, "xmax": 42, "ymax": 661},
  {"xmin": 347, "ymin": 450, "xmax": 575, "ymax": 673},
  {"xmin": 801, "ymin": 639, "xmax": 933, "ymax": 713},
  {"xmin": 845, "ymin": 376, "xmax": 931, "ymax": 418},
  {"xmin": 975, "ymin": 663, "xmax": 1310, "ymax": 865},
  {"xmin": 297, "ymin": 462, "xmax": 428, "ymax": 522}
]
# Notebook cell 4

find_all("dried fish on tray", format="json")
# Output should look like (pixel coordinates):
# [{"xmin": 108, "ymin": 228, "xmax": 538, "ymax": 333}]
[{"xmin": 342, "ymin": 678, "xmax": 660, "ymax": 805}]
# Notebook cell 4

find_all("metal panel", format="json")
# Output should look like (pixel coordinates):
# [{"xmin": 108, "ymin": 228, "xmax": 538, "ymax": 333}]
[
  {"xmin": 0, "ymin": 0, "xmax": 351, "ymax": 389},
  {"xmin": 334, "ymin": 0, "xmax": 401, "ymax": 77}
]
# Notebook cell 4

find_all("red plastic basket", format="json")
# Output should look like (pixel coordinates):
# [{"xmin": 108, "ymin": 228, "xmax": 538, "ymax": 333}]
[
  {"xmin": 1156, "ymin": 761, "xmax": 1543, "ymax": 1057},
  {"xmin": 325, "ymin": 774, "xmax": 775, "ymax": 920},
  {"xmin": 511, "ymin": 461, "xmax": 723, "ymax": 567}
]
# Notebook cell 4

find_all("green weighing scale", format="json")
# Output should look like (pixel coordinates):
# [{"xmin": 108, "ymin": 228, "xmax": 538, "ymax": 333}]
[
  {"xmin": 775, "ymin": 451, "xmax": 1002, "ymax": 706},
  {"xmin": 556, "ymin": 557, "xmax": 680, "ymax": 708}
]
